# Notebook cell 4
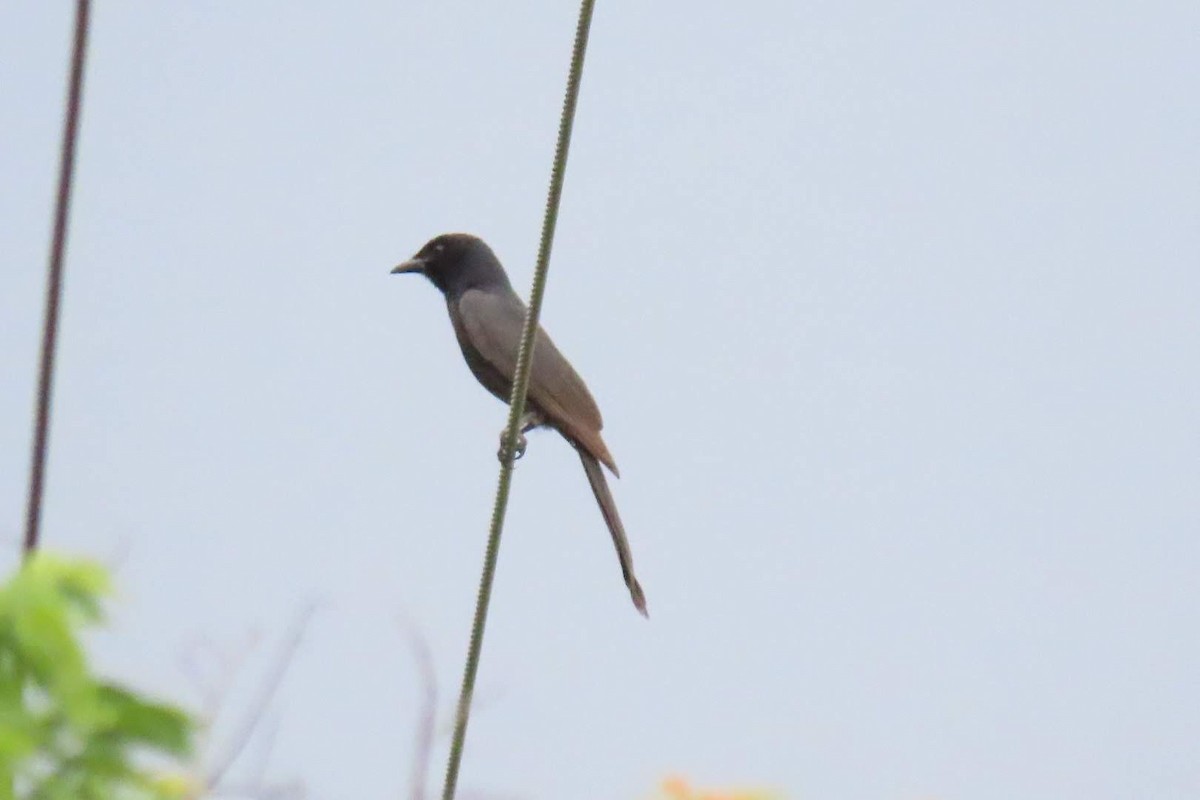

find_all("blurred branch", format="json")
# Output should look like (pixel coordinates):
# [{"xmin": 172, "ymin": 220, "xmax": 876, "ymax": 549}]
[
  {"xmin": 207, "ymin": 780, "xmax": 307, "ymax": 800},
  {"xmin": 400, "ymin": 618, "xmax": 438, "ymax": 800},
  {"xmin": 205, "ymin": 602, "xmax": 317, "ymax": 791},
  {"xmin": 246, "ymin": 709, "xmax": 283, "ymax": 788},
  {"xmin": 183, "ymin": 630, "xmax": 260, "ymax": 757}
]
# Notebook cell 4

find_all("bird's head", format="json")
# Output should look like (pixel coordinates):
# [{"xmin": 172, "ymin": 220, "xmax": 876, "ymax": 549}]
[{"xmin": 391, "ymin": 233, "xmax": 510, "ymax": 295}]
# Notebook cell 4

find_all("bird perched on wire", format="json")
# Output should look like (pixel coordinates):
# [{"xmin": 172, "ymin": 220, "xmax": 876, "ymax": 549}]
[{"xmin": 391, "ymin": 233, "xmax": 647, "ymax": 617}]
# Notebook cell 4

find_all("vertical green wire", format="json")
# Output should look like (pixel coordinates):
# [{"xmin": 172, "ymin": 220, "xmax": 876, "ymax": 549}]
[{"xmin": 441, "ymin": 1, "xmax": 597, "ymax": 798}]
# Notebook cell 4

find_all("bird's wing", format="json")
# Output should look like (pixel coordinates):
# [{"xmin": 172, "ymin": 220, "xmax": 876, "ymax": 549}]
[{"xmin": 456, "ymin": 288, "xmax": 618, "ymax": 474}]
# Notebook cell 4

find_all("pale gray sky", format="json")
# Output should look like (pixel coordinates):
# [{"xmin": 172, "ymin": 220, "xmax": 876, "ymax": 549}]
[{"xmin": 2, "ymin": 3, "xmax": 1198, "ymax": 799}]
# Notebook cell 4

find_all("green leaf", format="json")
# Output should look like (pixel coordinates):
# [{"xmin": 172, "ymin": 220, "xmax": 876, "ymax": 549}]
[
  {"xmin": 0, "ymin": 556, "xmax": 194, "ymax": 800},
  {"xmin": 95, "ymin": 685, "xmax": 193, "ymax": 757}
]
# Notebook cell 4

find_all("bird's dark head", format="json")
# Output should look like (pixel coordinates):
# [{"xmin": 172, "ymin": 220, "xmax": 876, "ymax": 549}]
[{"xmin": 391, "ymin": 233, "xmax": 511, "ymax": 296}]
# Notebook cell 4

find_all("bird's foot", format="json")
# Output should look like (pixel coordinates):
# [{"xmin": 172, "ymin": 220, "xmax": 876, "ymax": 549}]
[{"xmin": 497, "ymin": 431, "xmax": 528, "ymax": 464}]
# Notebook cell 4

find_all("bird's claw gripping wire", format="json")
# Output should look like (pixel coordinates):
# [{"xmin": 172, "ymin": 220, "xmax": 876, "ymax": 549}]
[{"xmin": 497, "ymin": 431, "xmax": 528, "ymax": 464}]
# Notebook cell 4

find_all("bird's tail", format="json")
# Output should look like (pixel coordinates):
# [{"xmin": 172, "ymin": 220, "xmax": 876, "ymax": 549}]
[{"xmin": 578, "ymin": 448, "xmax": 648, "ymax": 617}]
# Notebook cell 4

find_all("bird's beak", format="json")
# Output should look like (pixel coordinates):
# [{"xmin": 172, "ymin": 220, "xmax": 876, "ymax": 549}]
[{"xmin": 391, "ymin": 257, "xmax": 425, "ymax": 275}]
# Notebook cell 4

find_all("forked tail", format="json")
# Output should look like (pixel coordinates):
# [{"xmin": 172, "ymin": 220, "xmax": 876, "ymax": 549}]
[{"xmin": 578, "ymin": 448, "xmax": 648, "ymax": 617}]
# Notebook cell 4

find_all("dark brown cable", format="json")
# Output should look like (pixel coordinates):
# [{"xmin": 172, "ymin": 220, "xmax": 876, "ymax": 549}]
[{"xmin": 24, "ymin": 0, "xmax": 92, "ymax": 558}]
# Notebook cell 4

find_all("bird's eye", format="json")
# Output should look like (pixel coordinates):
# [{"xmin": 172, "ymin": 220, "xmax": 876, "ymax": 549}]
[{"xmin": 435, "ymin": 243, "xmax": 445, "ymax": 253}]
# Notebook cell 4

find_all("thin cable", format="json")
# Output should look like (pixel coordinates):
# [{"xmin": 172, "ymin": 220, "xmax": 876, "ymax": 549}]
[
  {"xmin": 441, "ymin": 1, "xmax": 597, "ymax": 797},
  {"xmin": 24, "ymin": 0, "xmax": 92, "ymax": 558}
]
